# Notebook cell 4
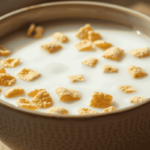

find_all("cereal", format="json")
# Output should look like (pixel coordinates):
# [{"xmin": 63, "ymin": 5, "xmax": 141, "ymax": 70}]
[
  {"xmin": 17, "ymin": 97, "xmax": 38, "ymax": 110},
  {"xmin": 128, "ymin": 65, "xmax": 147, "ymax": 78},
  {"xmin": 130, "ymin": 96, "xmax": 147, "ymax": 104},
  {"xmin": 33, "ymin": 26, "xmax": 44, "ymax": 38},
  {"xmin": 0, "ymin": 73, "xmax": 15, "ymax": 86},
  {"xmin": 31, "ymin": 90, "xmax": 53, "ymax": 108},
  {"xmin": 102, "ymin": 47, "xmax": 124, "ymax": 61},
  {"xmin": 55, "ymin": 87, "xmax": 80, "ymax": 101},
  {"xmin": 78, "ymin": 108, "xmax": 99, "ymax": 115},
  {"xmin": 118, "ymin": 85, "xmax": 136, "ymax": 93},
  {"xmin": 68, "ymin": 74, "xmax": 85, "ymax": 82},
  {"xmin": 26, "ymin": 23, "xmax": 36, "ymax": 37},
  {"xmin": 4, "ymin": 86, "xmax": 24, "ymax": 98},
  {"xmin": 52, "ymin": 32, "xmax": 68, "ymax": 43},
  {"xmin": 27, "ymin": 89, "xmax": 45, "ymax": 97},
  {"xmin": 90, "ymin": 92, "xmax": 113, "ymax": 108},
  {"xmin": 102, "ymin": 106, "xmax": 116, "ymax": 113},
  {"xmin": 0, "ymin": 89, "xmax": 1, "ymax": 92},
  {"xmin": 0, "ymin": 58, "xmax": 20, "ymax": 68},
  {"xmin": 0, "ymin": 67, "xmax": 6, "ymax": 73},
  {"xmin": 46, "ymin": 107, "xmax": 69, "ymax": 115},
  {"xmin": 82, "ymin": 57, "xmax": 98, "ymax": 67},
  {"xmin": 75, "ymin": 24, "xmax": 93, "ymax": 39},
  {"xmin": 17, "ymin": 68, "xmax": 40, "ymax": 81},
  {"xmin": 75, "ymin": 40, "xmax": 92, "ymax": 51},
  {"xmin": 41, "ymin": 41, "xmax": 62, "ymax": 53},
  {"xmin": 101, "ymin": 65, "xmax": 118, "ymax": 73},
  {"xmin": 93, "ymin": 40, "xmax": 112, "ymax": 50},
  {"xmin": 130, "ymin": 47, "xmax": 150, "ymax": 58},
  {"xmin": 0, "ymin": 46, "xmax": 11, "ymax": 56},
  {"xmin": 88, "ymin": 31, "xmax": 101, "ymax": 42}
]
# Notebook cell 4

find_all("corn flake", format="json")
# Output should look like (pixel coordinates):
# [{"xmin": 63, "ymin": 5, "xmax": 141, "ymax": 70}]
[
  {"xmin": 27, "ymin": 89, "xmax": 45, "ymax": 97},
  {"xmin": 46, "ymin": 107, "xmax": 69, "ymax": 115},
  {"xmin": 0, "ymin": 46, "xmax": 11, "ymax": 56},
  {"xmin": 52, "ymin": 32, "xmax": 68, "ymax": 43},
  {"xmin": 78, "ymin": 108, "xmax": 98, "ymax": 115},
  {"xmin": 102, "ymin": 106, "xmax": 116, "ymax": 113},
  {"xmin": 130, "ymin": 47, "xmax": 150, "ymax": 58},
  {"xmin": 102, "ymin": 47, "xmax": 124, "ymax": 61},
  {"xmin": 88, "ymin": 31, "xmax": 101, "ymax": 42},
  {"xmin": 130, "ymin": 96, "xmax": 147, "ymax": 104},
  {"xmin": 0, "ymin": 89, "xmax": 1, "ymax": 92},
  {"xmin": 17, "ymin": 97, "xmax": 38, "ymax": 110},
  {"xmin": 55, "ymin": 87, "xmax": 80, "ymax": 102},
  {"xmin": 75, "ymin": 40, "xmax": 92, "ymax": 51},
  {"xmin": 0, "ymin": 67, "xmax": 6, "ymax": 73},
  {"xmin": 31, "ymin": 90, "xmax": 53, "ymax": 108},
  {"xmin": 128, "ymin": 65, "xmax": 147, "ymax": 78},
  {"xmin": 41, "ymin": 41, "xmax": 62, "ymax": 53},
  {"xmin": 0, "ymin": 73, "xmax": 16, "ymax": 86},
  {"xmin": 68, "ymin": 74, "xmax": 84, "ymax": 82},
  {"xmin": 0, "ymin": 58, "xmax": 20, "ymax": 68},
  {"xmin": 17, "ymin": 68, "xmax": 40, "ymax": 81},
  {"xmin": 90, "ymin": 91, "xmax": 113, "ymax": 108},
  {"xmin": 75, "ymin": 24, "xmax": 93, "ymax": 39},
  {"xmin": 4, "ymin": 86, "xmax": 24, "ymax": 98},
  {"xmin": 26, "ymin": 23, "xmax": 36, "ymax": 37},
  {"xmin": 33, "ymin": 26, "xmax": 44, "ymax": 38},
  {"xmin": 82, "ymin": 57, "xmax": 98, "ymax": 67},
  {"xmin": 118, "ymin": 85, "xmax": 136, "ymax": 93},
  {"xmin": 101, "ymin": 64, "xmax": 118, "ymax": 73},
  {"xmin": 93, "ymin": 40, "xmax": 112, "ymax": 50}
]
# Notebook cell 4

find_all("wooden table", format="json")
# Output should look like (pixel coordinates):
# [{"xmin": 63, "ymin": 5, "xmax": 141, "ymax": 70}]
[{"xmin": 0, "ymin": 2, "xmax": 150, "ymax": 150}]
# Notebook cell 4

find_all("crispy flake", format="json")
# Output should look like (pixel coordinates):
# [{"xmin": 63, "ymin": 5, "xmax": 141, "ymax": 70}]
[
  {"xmin": 0, "ymin": 58, "xmax": 20, "ymax": 68},
  {"xmin": 52, "ymin": 32, "xmax": 68, "ymax": 43},
  {"xmin": 75, "ymin": 40, "xmax": 92, "ymax": 51},
  {"xmin": 101, "ymin": 65, "xmax": 118, "ymax": 73},
  {"xmin": 78, "ymin": 108, "xmax": 99, "ymax": 115},
  {"xmin": 82, "ymin": 57, "xmax": 98, "ymax": 67},
  {"xmin": 0, "ymin": 46, "xmax": 11, "ymax": 56},
  {"xmin": 26, "ymin": 23, "xmax": 36, "ymax": 37},
  {"xmin": 0, "ymin": 67, "xmax": 6, "ymax": 73},
  {"xmin": 55, "ymin": 87, "xmax": 80, "ymax": 102},
  {"xmin": 68, "ymin": 74, "xmax": 84, "ymax": 82},
  {"xmin": 93, "ymin": 40, "xmax": 112, "ymax": 50},
  {"xmin": 27, "ymin": 89, "xmax": 45, "ymax": 97},
  {"xmin": 130, "ymin": 96, "xmax": 147, "ymax": 104},
  {"xmin": 88, "ymin": 31, "xmax": 101, "ymax": 42},
  {"xmin": 118, "ymin": 85, "xmax": 136, "ymax": 93},
  {"xmin": 102, "ymin": 106, "xmax": 116, "ymax": 113},
  {"xmin": 46, "ymin": 107, "xmax": 69, "ymax": 115},
  {"xmin": 90, "ymin": 91, "xmax": 113, "ymax": 108}
]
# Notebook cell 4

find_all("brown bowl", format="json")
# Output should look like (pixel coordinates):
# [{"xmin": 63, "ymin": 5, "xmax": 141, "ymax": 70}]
[{"xmin": 0, "ymin": 1, "xmax": 150, "ymax": 150}]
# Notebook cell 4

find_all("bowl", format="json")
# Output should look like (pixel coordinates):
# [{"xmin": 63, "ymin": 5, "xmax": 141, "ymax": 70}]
[{"xmin": 0, "ymin": 1, "xmax": 150, "ymax": 150}]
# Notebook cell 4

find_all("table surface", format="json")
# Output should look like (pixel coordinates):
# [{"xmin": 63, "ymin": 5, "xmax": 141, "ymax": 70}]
[{"xmin": 0, "ymin": 2, "xmax": 150, "ymax": 150}]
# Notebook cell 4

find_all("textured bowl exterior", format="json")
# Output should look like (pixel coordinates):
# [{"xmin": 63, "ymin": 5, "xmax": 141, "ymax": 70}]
[{"xmin": 0, "ymin": 1, "xmax": 150, "ymax": 150}]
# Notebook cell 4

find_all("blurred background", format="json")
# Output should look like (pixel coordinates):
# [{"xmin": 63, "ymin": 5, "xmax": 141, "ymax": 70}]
[{"xmin": 0, "ymin": 0, "xmax": 150, "ymax": 150}]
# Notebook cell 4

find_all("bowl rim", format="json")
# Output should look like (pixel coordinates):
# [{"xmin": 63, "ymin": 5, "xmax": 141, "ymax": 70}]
[{"xmin": 0, "ymin": 1, "xmax": 150, "ymax": 118}]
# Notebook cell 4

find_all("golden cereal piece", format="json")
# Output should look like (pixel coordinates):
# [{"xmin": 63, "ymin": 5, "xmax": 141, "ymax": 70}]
[
  {"xmin": 90, "ymin": 91, "xmax": 113, "ymax": 108},
  {"xmin": 0, "ymin": 67, "xmax": 6, "ymax": 73},
  {"xmin": 46, "ymin": 107, "xmax": 69, "ymax": 115},
  {"xmin": 101, "ymin": 64, "xmax": 118, "ymax": 73},
  {"xmin": 82, "ymin": 57, "xmax": 98, "ymax": 67},
  {"xmin": 78, "ymin": 108, "xmax": 99, "ymax": 115},
  {"xmin": 17, "ymin": 97, "xmax": 38, "ymax": 110},
  {"xmin": 33, "ymin": 26, "xmax": 44, "ymax": 38},
  {"xmin": 128, "ymin": 65, "xmax": 147, "ymax": 78},
  {"xmin": 31, "ymin": 90, "xmax": 53, "ymax": 108},
  {"xmin": 75, "ymin": 40, "xmax": 92, "ymax": 51},
  {"xmin": 75, "ymin": 24, "xmax": 93, "ymax": 39},
  {"xmin": 4, "ymin": 86, "xmax": 24, "ymax": 98},
  {"xmin": 26, "ymin": 23, "xmax": 36, "ymax": 37},
  {"xmin": 88, "ymin": 31, "xmax": 101, "ymax": 42},
  {"xmin": 68, "ymin": 74, "xmax": 84, "ymax": 83},
  {"xmin": 93, "ymin": 40, "xmax": 112, "ymax": 50},
  {"xmin": 0, "ymin": 58, "xmax": 20, "ymax": 68},
  {"xmin": 102, "ymin": 47, "xmax": 124, "ymax": 61},
  {"xmin": 17, "ymin": 68, "xmax": 40, "ymax": 81},
  {"xmin": 52, "ymin": 32, "xmax": 68, "ymax": 43},
  {"xmin": 27, "ymin": 89, "xmax": 45, "ymax": 97},
  {"xmin": 102, "ymin": 106, "xmax": 116, "ymax": 113},
  {"xmin": 0, "ymin": 46, "xmax": 11, "ymax": 56},
  {"xmin": 0, "ymin": 89, "xmax": 1, "ymax": 92},
  {"xmin": 0, "ymin": 73, "xmax": 15, "ymax": 86},
  {"xmin": 41, "ymin": 41, "xmax": 62, "ymax": 53},
  {"xmin": 118, "ymin": 85, "xmax": 136, "ymax": 93},
  {"xmin": 130, "ymin": 47, "xmax": 150, "ymax": 58},
  {"xmin": 55, "ymin": 87, "xmax": 80, "ymax": 102},
  {"xmin": 130, "ymin": 96, "xmax": 147, "ymax": 104}
]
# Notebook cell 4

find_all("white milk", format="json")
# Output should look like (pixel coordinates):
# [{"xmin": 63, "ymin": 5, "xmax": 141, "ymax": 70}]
[{"xmin": 0, "ymin": 23, "xmax": 150, "ymax": 115}]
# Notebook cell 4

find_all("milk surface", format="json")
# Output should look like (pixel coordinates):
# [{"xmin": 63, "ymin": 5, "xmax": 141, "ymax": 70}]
[{"xmin": 0, "ymin": 23, "xmax": 150, "ymax": 115}]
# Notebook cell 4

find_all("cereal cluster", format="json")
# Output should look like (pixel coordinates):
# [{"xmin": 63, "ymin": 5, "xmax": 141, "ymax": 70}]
[{"xmin": 0, "ymin": 23, "xmax": 149, "ymax": 115}]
